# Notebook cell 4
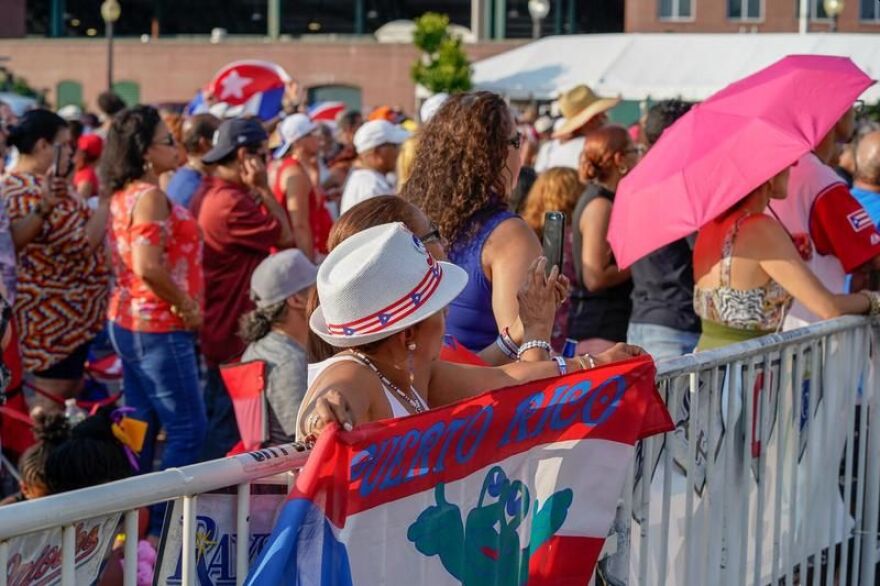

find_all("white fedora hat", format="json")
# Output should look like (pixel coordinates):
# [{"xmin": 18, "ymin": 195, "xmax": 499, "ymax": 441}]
[{"xmin": 310, "ymin": 223, "xmax": 468, "ymax": 347}]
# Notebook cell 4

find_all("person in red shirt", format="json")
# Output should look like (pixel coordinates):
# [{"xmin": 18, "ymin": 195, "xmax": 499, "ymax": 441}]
[
  {"xmin": 190, "ymin": 118, "xmax": 294, "ymax": 459},
  {"xmin": 72, "ymin": 134, "xmax": 103, "ymax": 200}
]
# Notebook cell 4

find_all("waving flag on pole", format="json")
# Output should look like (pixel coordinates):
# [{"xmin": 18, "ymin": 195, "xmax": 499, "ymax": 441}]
[
  {"xmin": 246, "ymin": 355, "xmax": 672, "ymax": 585},
  {"xmin": 201, "ymin": 60, "xmax": 291, "ymax": 121},
  {"xmin": 309, "ymin": 101, "xmax": 347, "ymax": 122}
]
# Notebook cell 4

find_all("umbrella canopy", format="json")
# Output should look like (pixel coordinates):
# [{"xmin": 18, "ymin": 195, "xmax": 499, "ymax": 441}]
[{"xmin": 608, "ymin": 55, "xmax": 873, "ymax": 269}]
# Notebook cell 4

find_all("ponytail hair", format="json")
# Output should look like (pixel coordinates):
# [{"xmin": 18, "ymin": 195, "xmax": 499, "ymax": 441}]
[
  {"xmin": 6, "ymin": 109, "xmax": 67, "ymax": 155},
  {"xmin": 580, "ymin": 125, "xmax": 630, "ymax": 183},
  {"xmin": 19, "ymin": 409, "xmax": 70, "ymax": 493},
  {"xmin": 239, "ymin": 301, "xmax": 288, "ymax": 345}
]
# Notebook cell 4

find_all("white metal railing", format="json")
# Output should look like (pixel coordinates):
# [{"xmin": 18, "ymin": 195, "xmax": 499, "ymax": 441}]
[{"xmin": 0, "ymin": 316, "xmax": 877, "ymax": 586}]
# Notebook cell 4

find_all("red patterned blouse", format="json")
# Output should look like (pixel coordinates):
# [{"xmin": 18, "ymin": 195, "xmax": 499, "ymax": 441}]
[{"xmin": 108, "ymin": 181, "xmax": 203, "ymax": 332}]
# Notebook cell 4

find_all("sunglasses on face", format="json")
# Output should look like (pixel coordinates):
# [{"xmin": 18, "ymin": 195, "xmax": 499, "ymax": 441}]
[
  {"xmin": 420, "ymin": 226, "xmax": 443, "ymax": 246},
  {"xmin": 508, "ymin": 131, "xmax": 523, "ymax": 150}
]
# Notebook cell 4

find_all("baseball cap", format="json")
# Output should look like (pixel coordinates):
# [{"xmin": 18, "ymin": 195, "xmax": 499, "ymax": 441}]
[
  {"xmin": 250, "ymin": 249, "xmax": 318, "ymax": 309},
  {"xmin": 353, "ymin": 120, "xmax": 409, "ymax": 155},
  {"xmin": 202, "ymin": 118, "xmax": 268, "ymax": 165},
  {"xmin": 419, "ymin": 93, "xmax": 449, "ymax": 124},
  {"xmin": 77, "ymin": 134, "xmax": 103, "ymax": 159},
  {"xmin": 274, "ymin": 114, "xmax": 318, "ymax": 159}
]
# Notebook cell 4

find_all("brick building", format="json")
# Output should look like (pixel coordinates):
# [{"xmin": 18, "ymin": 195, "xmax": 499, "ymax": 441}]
[
  {"xmin": 0, "ymin": 38, "xmax": 521, "ymax": 113},
  {"xmin": 627, "ymin": 0, "xmax": 880, "ymax": 33}
]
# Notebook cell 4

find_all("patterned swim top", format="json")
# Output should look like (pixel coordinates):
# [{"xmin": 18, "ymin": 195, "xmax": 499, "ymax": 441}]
[{"xmin": 694, "ymin": 213, "xmax": 793, "ymax": 332}]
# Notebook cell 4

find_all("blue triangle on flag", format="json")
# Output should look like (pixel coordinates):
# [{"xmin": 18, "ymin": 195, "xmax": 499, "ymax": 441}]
[
  {"xmin": 378, "ymin": 313, "xmax": 391, "ymax": 325},
  {"xmin": 343, "ymin": 327, "xmax": 356, "ymax": 336},
  {"xmin": 411, "ymin": 292, "xmax": 422, "ymax": 306}
]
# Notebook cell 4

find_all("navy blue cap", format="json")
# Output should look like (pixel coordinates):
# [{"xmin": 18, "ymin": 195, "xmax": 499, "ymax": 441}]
[{"xmin": 201, "ymin": 118, "xmax": 268, "ymax": 164}]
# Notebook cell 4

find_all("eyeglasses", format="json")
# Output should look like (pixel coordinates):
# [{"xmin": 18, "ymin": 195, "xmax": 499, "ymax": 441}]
[
  {"xmin": 154, "ymin": 133, "xmax": 175, "ymax": 147},
  {"xmin": 420, "ymin": 226, "xmax": 443, "ymax": 246},
  {"xmin": 508, "ymin": 131, "xmax": 523, "ymax": 150}
]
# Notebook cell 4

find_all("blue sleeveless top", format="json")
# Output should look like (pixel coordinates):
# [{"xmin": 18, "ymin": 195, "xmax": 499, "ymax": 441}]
[{"xmin": 446, "ymin": 208, "xmax": 517, "ymax": 352}]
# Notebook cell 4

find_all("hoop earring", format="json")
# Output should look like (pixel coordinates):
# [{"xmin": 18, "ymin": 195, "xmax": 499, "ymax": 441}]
[
  {"xmin": 618, "ymin": 165, "xmax": 629, "ymax": 176},
  {"xmin": 143, "ymin": 159, "xmax": 154, "ymax": 174},
  {"xmin": 407, "ymin": 342, "xmax": 417, "ymax": 386}
]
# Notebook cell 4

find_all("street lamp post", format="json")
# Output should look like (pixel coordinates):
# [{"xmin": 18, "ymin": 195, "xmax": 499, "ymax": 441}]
[
  {"xmin": 823, "ymin": 0, "xmax": 845, "ymax": 31},
  {"xmin": 528, "ymin": 0, "xmax": 550, "ymax": 39},
  {"xmin": 101, "ymin": 0, "xmax": 121, "ymax": 92}
]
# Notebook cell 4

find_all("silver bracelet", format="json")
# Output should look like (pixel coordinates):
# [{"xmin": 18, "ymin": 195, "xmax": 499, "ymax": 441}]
[
  {"xmin": 495, "ymin": 335, "xmax": 518, "ymax": 359},
  {"xmin": 552, "ymin": 355, "xmax": 567, "ymax": 375},
  {"xmin": 517, "ymin": 339, "xmax": 552, "ymax": 360}
]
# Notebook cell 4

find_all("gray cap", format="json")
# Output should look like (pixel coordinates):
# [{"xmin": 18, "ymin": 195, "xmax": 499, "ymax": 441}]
[{"xmin": 249, "ymin": 249, "xmax": 318, "ymax": 308}]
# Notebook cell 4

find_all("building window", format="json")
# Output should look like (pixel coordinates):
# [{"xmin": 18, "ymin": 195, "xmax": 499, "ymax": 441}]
[
  {"xmin": 796, "ymin": 0, "xmax": 829, "ymax": 19},
  {"xmin": 658, "ymin": 0, "xmax": 693, "ymax": 21},
  {"xmin": 861, "ymin": 0, "xmax": 880, "ymax": 21},
  {"xmin": 728, "ymin": 0, "xmax": 762, "ymax": 20}
]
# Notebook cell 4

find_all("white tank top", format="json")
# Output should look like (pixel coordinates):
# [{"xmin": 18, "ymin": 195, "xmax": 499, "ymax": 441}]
[{"xmin": 297, "ymin": 355, "xmax": 429, "ymax": 439}]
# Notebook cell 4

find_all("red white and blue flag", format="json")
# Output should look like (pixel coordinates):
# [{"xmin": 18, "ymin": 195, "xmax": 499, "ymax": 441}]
[
  {"xmin": 309, "ymin": 101, "xmax": 347, "ymax": 122},
  {"xmin": 245, "ymin": 356, "xmax": 672, "ymax": 585},
  {"xmin": 188, "ymin": 60, "xmax": 291, "ymax": 121}
]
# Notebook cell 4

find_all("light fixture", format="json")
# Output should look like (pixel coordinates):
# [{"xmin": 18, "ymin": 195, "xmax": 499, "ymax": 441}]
[
  {"xmin": 86, "ymin": 28, "xmax": 98, "ymax": 36},
  {"xmin": 307, "ymin": 21, "xmax": 322, "ymax": 32},
  {"xmin": 528, "ymin": 0, "xmax": 551, "ymax": 39},
  {"xmin": 528, "ymin": 0, "xmax": 551, "ymax": 21},
  {"xmin": 70, "ymin": 18, "xmax": 81, "ymax": 27},
  {"xmin": 823, "ymin": 0, "xmax": 845, "ymax": 17},
  {"xmin": 100, "ymin": 0, "xmax": 121, "ymax": 24}
]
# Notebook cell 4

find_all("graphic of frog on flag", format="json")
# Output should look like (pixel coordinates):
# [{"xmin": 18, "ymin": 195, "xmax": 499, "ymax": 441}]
[{"xmin": 246, "ymin": 355, "xmax": 673, "ymax": 585}]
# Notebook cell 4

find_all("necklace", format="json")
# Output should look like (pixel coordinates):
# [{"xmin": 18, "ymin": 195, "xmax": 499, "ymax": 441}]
[{"xmin": 349, "ymin": 351, "xmax": 426, "ymax": 414}]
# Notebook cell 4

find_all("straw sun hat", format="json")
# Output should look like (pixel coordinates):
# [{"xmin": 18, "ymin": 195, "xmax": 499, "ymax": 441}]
[
  {"xmin": 310, "ymin": 223, "xmax": 468, "ymax": 347},
  {"xmin": 553, "ymin": 84, "xmax": 621, "ymax": 139}
]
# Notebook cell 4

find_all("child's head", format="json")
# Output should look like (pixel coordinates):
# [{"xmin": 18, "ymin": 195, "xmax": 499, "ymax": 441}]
[
  {"xmin": 45, "ymin": 407, "xmax": 135, "ymax": 494},
  {"xmin": 46, "ymin": 407, "xmax": 132, "ymax": 494},
  {"xmin": 18, "ymin": 409, "xmax": 70, "ymax": 499}
]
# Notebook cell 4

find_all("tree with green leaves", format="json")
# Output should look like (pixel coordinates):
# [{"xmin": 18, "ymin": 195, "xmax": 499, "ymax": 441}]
[{"xmin": 411, "ymin": 13, "xmax": 472, "ymax": 95}]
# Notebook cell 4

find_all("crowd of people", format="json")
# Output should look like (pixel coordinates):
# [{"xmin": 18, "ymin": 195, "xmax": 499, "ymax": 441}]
[{"xmin": 0, "ymin": 76, "xmax": 879, "ymax": 562}]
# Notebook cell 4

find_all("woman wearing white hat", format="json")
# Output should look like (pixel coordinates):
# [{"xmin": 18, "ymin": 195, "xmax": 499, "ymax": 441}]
[{"xmin": 298, "ymin": 222, "xmax": 643, "ymax": 438}]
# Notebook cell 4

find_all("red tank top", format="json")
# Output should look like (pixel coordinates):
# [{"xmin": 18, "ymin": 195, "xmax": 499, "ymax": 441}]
[{"xmin": 272, "ymin": 156, "xmax": 332, "ymax": 255}]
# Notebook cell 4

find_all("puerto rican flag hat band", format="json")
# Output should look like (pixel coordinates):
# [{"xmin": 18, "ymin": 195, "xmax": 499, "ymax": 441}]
[{"xmin": 310, "ymin": 223, "xmax": 469, "ymax": 348}]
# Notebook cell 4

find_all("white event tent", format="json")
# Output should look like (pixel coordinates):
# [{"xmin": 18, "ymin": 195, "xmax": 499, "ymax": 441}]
[{"xmin": 472, "ymin": 33, "xmax": 880, "ymax": 103}]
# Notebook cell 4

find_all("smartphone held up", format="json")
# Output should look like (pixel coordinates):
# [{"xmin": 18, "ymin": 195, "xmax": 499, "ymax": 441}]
[{"xmin": 542, "ymin": 211, "xmax": 565, "ymax": 277}]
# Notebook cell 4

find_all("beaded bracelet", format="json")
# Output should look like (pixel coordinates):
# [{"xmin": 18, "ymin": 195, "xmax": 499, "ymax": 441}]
[
  {"xmin": 861, "ymin": 290, "xmax": 880, "ymax": 316},
  {"xmin": 517, "ymin": 339, "xmax": 553, "ymax": 361}
]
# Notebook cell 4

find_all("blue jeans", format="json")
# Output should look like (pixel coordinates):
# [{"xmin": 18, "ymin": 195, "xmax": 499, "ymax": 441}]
[
  {"xmin": 627, "ymin": 322, "xmax": 700, "ymax": 360},
  {"xmin": 108, "ymin": 322, "xmax": 207, "ymax": 535},
  {"xmin": 198, "ymin": 365, "xmax": 241, "ymax": 462}
]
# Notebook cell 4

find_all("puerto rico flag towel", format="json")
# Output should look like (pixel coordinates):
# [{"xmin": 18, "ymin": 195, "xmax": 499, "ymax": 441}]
[{"xmin": 246, "ymin": 355, "xmax": 673, "ymax": 586}]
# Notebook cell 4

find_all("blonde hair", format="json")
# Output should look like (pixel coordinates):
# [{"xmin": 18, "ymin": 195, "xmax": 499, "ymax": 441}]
[
  {"xmin": 396, "ymin": 135, "xmax": 419, "ymax": 192},
  {"xmin": 521, "ymin": 167, "xmax": 583, "ymax": 238}
]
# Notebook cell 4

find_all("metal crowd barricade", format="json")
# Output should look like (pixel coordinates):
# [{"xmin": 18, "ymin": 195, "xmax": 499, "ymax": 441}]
[{"xmin": 0, "ymin": 316, "xmax": 877, "ymax": 586}]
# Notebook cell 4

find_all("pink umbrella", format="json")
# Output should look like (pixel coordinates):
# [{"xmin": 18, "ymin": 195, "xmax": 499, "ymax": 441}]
[{"xmin": 608, "ymin": 55, "xmax": 874, "ymax": 269}]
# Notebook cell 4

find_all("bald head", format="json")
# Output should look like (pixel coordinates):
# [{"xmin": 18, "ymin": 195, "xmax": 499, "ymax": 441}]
[{"xmin": 855, "ymin": 131, "xmax": 880, "ymax": 187}]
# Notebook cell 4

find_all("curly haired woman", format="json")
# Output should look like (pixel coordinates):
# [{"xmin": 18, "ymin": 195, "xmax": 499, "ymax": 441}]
[{"xmin": 401, "ymin": 92, "xmax": 560, "ymax": 359}]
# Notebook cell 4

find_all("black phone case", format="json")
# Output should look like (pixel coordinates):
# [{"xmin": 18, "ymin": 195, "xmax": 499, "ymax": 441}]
[{"xmin": 542, "ymin": 212, "xmax": 566, "ymax": 275}]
